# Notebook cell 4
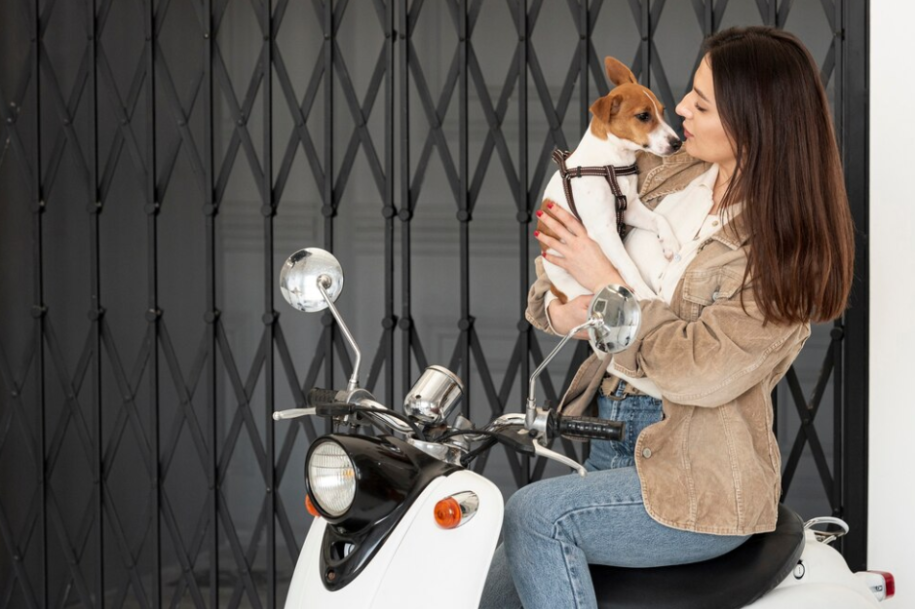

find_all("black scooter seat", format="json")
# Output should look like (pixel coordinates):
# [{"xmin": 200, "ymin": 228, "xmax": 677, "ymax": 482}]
[{"xmin": 590, "ymin": 504, "xmax": 805, "ymax": 609}]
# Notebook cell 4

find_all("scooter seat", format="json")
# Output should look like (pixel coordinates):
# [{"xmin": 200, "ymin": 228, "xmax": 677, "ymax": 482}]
[{"xmin": 590, "ymin": 504, "xmax": 805, "ymax": 609}]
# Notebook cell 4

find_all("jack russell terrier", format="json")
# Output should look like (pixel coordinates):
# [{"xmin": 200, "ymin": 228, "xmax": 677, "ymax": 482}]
[{"xmin": 537, "ymin": 56, "xmax": 682, "ymax": 304}]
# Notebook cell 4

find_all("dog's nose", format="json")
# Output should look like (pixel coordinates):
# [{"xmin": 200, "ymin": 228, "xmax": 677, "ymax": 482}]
[{"xmin": 670, "ymin": 138, "xmax": 682, "ymax": 151}]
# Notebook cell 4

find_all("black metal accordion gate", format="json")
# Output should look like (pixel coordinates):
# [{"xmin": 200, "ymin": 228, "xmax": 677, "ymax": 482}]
[{"xmin": 0, "ymin": 0, "xmax": 869, "ymax": 607}]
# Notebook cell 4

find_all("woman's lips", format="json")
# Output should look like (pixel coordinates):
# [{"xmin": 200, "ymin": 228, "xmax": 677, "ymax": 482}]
[{"xmin": 683, "ymin": 128, "xmax": 693, "ymax": 139}]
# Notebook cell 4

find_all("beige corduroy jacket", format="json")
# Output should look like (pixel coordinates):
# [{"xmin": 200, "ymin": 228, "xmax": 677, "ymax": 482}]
[{"xmin": 526, "ymin": 150, "xmax": 811, "ymax": 535}]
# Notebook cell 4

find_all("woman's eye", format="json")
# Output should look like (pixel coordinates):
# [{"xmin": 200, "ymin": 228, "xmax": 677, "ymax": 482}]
[
  {"xmin": 695, "ymin": 104, "xmax": 706, "ymax": 113},
  {"xmin": 636, "ymin": 113, "xmax": 651, "ymax": 122}
]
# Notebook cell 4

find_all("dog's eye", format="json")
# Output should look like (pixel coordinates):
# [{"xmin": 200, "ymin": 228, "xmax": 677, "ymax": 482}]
[{"xmin": 635, "ymin": 113, "xmax": 652, "ymax": 122}]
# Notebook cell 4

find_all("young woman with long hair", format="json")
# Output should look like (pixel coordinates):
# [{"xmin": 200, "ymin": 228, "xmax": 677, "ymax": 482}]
[{"xmin": 480, "ymin": 26, "xmax": 855, "ymax": 609}]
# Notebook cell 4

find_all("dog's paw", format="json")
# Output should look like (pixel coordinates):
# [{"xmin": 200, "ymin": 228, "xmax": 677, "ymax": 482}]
[
  {"xmin": 656, "ymin": 222, "xmax": 681, "ymax": 260},
  {"xmin": 660, "ymin": 242, "xmax": 678, "ymax": 260}
]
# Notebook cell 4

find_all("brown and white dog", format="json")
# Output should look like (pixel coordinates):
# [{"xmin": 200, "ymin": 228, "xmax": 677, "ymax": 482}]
[{"xmin": 538, "ymin": 57, "xmax": 682, "ymax": 304}]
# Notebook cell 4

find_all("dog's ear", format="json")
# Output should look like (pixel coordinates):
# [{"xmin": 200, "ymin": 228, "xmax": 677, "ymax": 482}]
[
  {"xmin": 590, "ymin": 92, "xmax": 622, "ymax": 122},
  {"xmin": 605, "ymin": 57, "xmax": 637, "ymax": 87}
]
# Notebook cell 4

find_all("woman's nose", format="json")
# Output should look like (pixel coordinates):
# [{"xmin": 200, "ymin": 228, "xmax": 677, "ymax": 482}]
[{"xmin": 676, "ymin": 99, "xmax": 690, "ymax": 119}]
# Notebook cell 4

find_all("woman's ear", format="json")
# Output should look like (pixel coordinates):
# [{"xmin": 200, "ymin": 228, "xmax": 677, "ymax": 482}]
[
  {"xmin": 590, "ymin": 92, "xmax": 622, "ymax": 123},
  {"xmin": 604, "ymin": 57, "xmax": 637, "ymax": 87}
]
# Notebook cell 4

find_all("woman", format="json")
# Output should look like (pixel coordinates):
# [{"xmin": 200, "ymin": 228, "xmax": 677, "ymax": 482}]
[{"xmin": 480, "ymin": 26, "xmax": 855, "ymax": 609}]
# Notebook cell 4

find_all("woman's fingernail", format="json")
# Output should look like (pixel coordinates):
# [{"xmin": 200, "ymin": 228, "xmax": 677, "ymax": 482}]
[
  {"xmin": 536, "ymin": 210, "xmax": 543, "ymax": 217},
  {"xmin": 534, "ymin": 230, "xmax": 540, "ymax": 237},
  {"xmin": 547, "ymin": 201, "xmax": 554, "ymax": 209}
]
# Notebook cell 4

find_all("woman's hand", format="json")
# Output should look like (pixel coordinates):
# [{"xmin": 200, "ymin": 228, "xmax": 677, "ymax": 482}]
[
  {"xmin": 548, "ymin": 295, "xmax": 592, "ymax": 339},
  {"xmin": 535, "ymin": 201, "xmax": 625, "ymax": 293}
]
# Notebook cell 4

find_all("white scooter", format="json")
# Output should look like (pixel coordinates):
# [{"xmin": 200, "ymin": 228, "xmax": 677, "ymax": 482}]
[{"xmin": 273, "ymin": 247, "xmax": 895, "ymax": 609}]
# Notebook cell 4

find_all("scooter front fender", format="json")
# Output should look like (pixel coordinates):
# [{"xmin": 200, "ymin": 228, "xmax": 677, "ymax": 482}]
[{"xmin": 283, "ymin": 469, "xmax": 503, "ymax": 609}]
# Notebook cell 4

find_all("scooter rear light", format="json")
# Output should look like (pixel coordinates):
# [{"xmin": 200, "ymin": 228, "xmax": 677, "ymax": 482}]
[
  {"xmin": 884, "ymin": 572, "xmax": 896, "ymax": 599},
  {"xmin": 305, "ymin": 494, "xmax": 320, "ymax": 518},
  {"xmin": 872, "ymin": 571, "xmax": 894, "ymax": 600},
  {"xmin": 859, "ymin": 571, "xmax": 894, "ymax": 601}
]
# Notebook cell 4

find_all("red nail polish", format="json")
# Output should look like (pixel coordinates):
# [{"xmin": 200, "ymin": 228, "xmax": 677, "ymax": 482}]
[
  {"xmin": 534, "ymin": 230, "xmax": 540, "ymax": 237},
  {"xmin": 547, "ymin": 201, "xmax": 554, "ymax": 209},
  {"xmin": 536, "ymin": 210, "xmax": 543, "ymax": 217}
]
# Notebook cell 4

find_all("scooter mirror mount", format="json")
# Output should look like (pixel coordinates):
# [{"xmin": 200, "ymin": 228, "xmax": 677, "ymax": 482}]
[
  {"xmin": 525, "ymin": 284, "xmax": 641, "ymax": 435},
  {"xmin": 280, "ymin": 248, "xmax": 362, "ymax": 392}
]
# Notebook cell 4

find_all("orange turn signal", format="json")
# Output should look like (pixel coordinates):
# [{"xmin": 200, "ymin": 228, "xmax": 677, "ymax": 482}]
[
  {"xmin": 434, "ymin": 497, "xmax": 462, "ymax": 529},
  {"xmin": 305, "ymin": 494, "xmax": 320, "ymax": 518}
]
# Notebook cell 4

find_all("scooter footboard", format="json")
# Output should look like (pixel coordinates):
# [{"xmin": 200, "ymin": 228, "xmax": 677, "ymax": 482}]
[{"xmin": 284, "ymin": 469, "xmax": 504, "ymax": 609}]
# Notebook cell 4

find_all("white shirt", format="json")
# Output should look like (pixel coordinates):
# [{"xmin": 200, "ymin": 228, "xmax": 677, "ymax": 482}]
[{"xmin": 544, "ymin": 164, "xmax": 737, "ymax": 399}]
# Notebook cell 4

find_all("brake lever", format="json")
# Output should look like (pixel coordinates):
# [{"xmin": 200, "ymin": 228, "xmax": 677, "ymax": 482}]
[
  {"xmin": 533, "ymin": 443, "xmax": 588, "ymax": 477},
  {"xmin": 272, "ymin": 408, "xmax": 317, "ymax": 420},
  {"xmin": 487, "ymin": 425, "xmax": 587, "ymax": 477}
]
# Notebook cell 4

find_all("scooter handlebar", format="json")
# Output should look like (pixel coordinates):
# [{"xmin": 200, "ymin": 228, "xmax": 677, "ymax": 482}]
[
  {"xmin": 307, "ymin": 387, "xmax": 341, "ymax": 409},
  {"xmin": 551, "ymin": 413, "xmax": 624, "ymax": 442}
]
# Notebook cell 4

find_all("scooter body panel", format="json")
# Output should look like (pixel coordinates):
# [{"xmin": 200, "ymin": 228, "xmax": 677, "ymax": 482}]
[
  {"xmin": 283, "ymin": 469, "xmax": 503, "ymax": 609},
  {"xmin": 746, "ymin": 531, "xmax": 880, "ymax": 608}
]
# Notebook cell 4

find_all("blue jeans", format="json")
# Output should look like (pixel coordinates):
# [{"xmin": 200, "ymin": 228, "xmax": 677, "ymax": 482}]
[
  {"xmin": 583, "ymin": 383, "xmax": 666, "ymax": 472},
  {"xmin": 479, "ymin": 384, "xmax": 750, "ymax": 609}
]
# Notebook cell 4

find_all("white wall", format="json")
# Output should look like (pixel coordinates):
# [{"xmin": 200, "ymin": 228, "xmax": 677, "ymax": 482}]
[{"xmin": 869, "ymin": 1, "xmax": 915, "ymax": 605}]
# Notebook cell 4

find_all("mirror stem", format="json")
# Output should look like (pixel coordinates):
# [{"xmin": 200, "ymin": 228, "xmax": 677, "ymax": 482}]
[
  {"xmin": 317, "ymin": 276, "xmax": 362, "ymax": 391},
  {"xmin": 526, "ymin": 319, "xmax": 601, "ymax": 427}
]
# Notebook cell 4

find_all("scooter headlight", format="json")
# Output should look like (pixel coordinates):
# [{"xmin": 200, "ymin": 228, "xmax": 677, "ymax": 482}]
[{"xmin": 307, "ymin": 441, "xmax": 356, "ymax": 517}]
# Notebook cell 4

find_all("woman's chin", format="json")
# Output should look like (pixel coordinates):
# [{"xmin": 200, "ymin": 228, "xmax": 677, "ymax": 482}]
[{"xmin": 682, "ymin": 139, "xmax": 705, "ymax": 161}]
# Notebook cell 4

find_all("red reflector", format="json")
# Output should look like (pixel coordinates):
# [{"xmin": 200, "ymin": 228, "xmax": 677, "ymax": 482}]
[{"xmin": 873, "ymin": 571, "xmax": 895, "ymax": 599}]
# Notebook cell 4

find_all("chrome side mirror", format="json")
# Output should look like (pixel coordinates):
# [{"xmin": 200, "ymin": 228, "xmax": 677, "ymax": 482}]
[
  {"xmin": 525, "ymin": 285, "xmax": 641, "ymax": 431},
  {"xmin": 280, "ymin": 247, "xmax": 361, "ymax": 391},
  {"xmin": 587, "ymin": 284, "xmax": 641, "ymax": 354},
  {"xmin": 279, "ymin": 247, "xmax": 344, "ymax": 312}
]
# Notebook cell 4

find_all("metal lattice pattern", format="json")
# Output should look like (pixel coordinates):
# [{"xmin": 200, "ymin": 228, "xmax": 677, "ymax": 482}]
[{"xmin": 0, "ymin": 0, "xmax": 868, "ymax": 606}]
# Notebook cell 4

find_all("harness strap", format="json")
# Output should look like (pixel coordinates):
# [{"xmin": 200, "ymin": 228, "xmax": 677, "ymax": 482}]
[{"xmin": 550, "ymin": 149, "xmax": 638, "ymax": 237}]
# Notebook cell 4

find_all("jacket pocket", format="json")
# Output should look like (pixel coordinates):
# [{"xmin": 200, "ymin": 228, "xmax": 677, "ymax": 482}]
[{"xmin": 681, "ymin": 267, "xmax": 744, "ymax": 318}]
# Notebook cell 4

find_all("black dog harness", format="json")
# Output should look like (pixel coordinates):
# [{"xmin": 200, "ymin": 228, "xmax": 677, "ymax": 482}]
[{"xmin": 551, "ymin": 149, "xmax": 639, "ymax": 237}]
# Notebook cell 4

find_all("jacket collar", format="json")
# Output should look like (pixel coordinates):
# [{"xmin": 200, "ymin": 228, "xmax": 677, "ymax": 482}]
[
  {"xmin": 710, "ymin": 211, "xmax": 751, "ymax": 249},
  {"xmin": 636, "ymin": 150, "xmax": 752, "ymax": 250},
  {"xmin": 637, "ymin": 150, "xmax": 711, "ymax": 202}
]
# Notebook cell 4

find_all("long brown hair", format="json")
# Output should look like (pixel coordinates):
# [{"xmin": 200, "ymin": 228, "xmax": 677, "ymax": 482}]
[{"xmin": 704, "ymin": 26, "xmax": 854, "ymax": 324}]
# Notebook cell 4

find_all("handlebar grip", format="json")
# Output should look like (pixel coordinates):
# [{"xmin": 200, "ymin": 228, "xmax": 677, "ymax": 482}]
[
  {"xmin": 553, "ymin": 414, "xmax": 624, "ymax": 442},
  {"xmin": 307, "ymin": 387, "xmax": 341, "ymax": 409}
]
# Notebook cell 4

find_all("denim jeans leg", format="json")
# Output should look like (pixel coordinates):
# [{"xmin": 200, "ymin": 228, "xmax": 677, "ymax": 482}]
[
  {"xmin": 478, "ymin": 544, "xmax": 522, "ymax": 609},
  {"xmin": 489, "ymin": 467, "xmax": 749, "ymax": 609}
]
